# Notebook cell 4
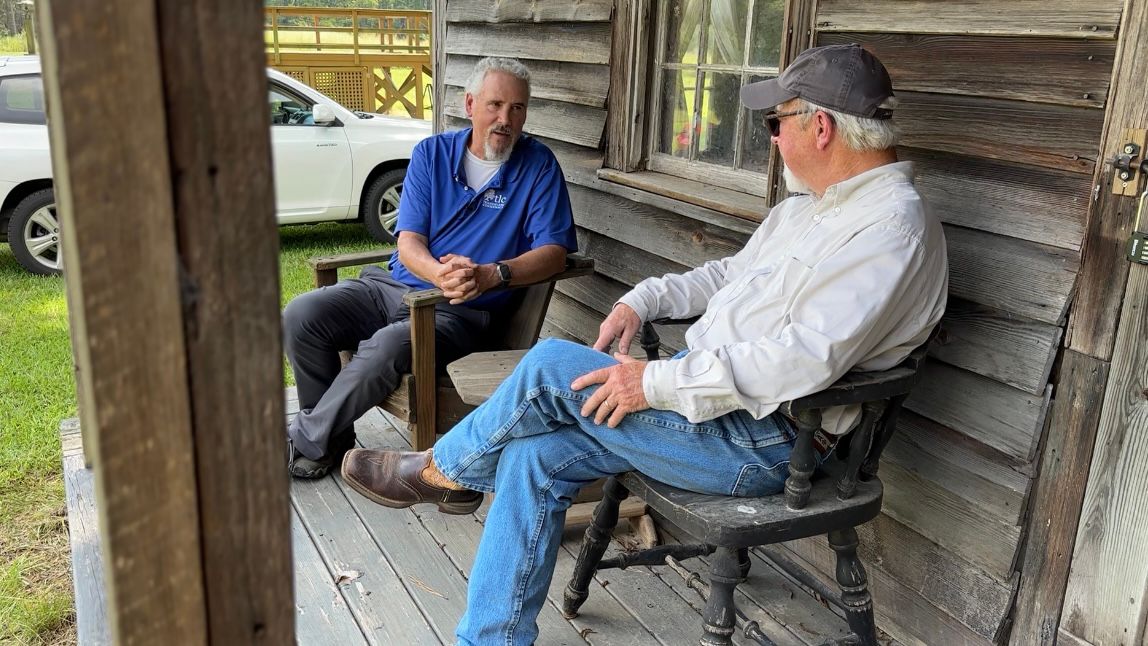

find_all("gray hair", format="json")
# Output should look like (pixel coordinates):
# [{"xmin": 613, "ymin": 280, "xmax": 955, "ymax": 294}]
[
  {"xmin": 796, "ymin": 98, "xmax": 899, "ymax": 151},
  {"xmin": 465, "ymin": 57, "xmax": 532, "ymax": 101}
]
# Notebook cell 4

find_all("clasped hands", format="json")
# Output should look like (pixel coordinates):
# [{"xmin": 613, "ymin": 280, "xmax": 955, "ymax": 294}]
[
  {"xmin": 433, "ymin": 254, "xmax": 497, "ymax": 305},
  {"xmin": 571, "ymin": 303, "xmax": 651, "ymax": 428}
]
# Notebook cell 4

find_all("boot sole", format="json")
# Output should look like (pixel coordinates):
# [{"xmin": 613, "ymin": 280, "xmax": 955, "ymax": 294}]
[{"xmin": 340, "ymin": 460, "xmax": 482, "ymax": 515}]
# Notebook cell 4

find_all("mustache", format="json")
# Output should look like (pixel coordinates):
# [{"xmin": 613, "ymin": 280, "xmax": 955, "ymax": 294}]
[{"xmin": 488, "ymin": 124, "xmax": 513, "ymax": 136}]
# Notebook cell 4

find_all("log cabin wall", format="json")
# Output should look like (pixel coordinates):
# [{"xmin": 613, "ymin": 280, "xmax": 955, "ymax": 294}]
[{"xmin": 436, "ymin": 1, "xmax": 1132, "ymax": 644}]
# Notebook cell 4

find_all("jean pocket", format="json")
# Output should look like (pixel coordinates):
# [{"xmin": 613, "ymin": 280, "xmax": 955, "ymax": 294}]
[{"xmin": 731, "ymin": 461, "xmax": 789, "ymax": 497}]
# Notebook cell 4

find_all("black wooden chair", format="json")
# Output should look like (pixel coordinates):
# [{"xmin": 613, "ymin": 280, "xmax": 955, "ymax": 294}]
[{"xmin": 560, "ymin": 322, "xmax": 935, "ymax": 646}]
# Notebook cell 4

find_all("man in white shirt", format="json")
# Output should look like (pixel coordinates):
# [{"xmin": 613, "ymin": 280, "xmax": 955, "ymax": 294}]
[{"xmin": 341, "ymin": 44, "xmax": 948, "ymax": 646}]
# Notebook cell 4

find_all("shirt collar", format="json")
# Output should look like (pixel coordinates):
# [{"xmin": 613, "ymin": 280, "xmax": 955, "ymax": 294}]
[
  {"xmin": 452, "ymin": 128, "xmax": 527, "ymax": 190},
  {"xmin": 815, "ymin": 161, "xmax": 916, "ymax": 217}
]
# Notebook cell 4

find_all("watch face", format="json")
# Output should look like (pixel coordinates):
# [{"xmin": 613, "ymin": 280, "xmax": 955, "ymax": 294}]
[{"xmin": 498, "ymin": 263, "xmax": 512, "ymax": 283}]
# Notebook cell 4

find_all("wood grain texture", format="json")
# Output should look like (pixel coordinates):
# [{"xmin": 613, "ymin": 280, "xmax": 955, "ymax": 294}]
[
  {"xmin": 775, "ymin": 541, "xmax": 992, "ymax": 646},
  {"xmin": 445, "ymin": 0, "xmax": 614, "ymax": 23},
  {"xmin": 945, "ymin": 225, "xmax": 1080, "ymax": 326},
  {"xmin": 894, "ymin": 410, "xmax": 1031, "ymax": 499},
  {"xmin": 786, "ymin": 511, "xmax": 1014, "ymax": 641},
  {"xmin": 819, "ymin": 32, "xmax": 1114, "ymax": 108},
  {"xmin": 290, "ymin": 513, "xmax": 367, "ymax": 645},
  {"xmin": 444, "ymin": 54, "xmax": 609, "ymax": 107},
  {"xmin": 604, "ymin": 0, "xmax": 649, "ymax": 172},
  {"xmin": 897, "ymin": 91, "xmax": 1103, "ymax": 175},
  {"xmin": 903, "ymin": 148, "xmax": 1090, "ymax": 252},
  {"xmin": 409, "ymin": 301, "xmax": 438, "ymax": 450},
  {"xmin": 816, "ymin": 0, "xmax": 1123, "ymax": 39},
  {"xmin": 445, "ymin": 22, "xmax": 612, "ymax": 64},
  {"xmin": 1065, "ymin": 0, "xmax": 1148, "ymax": 359},
  {"xmin": 290, "ymin": 478, "xmax": 440, "ymax": 644},
  {"xmin": 38, "ymin": 0, "xmax": 208, "ymax": 641},
  {"xmin": 575, "ymin": 227, "xmax": 691, "ymax": 287},
  {"xmin": 62, "ymin": 448, "xmax": 111, "ymax": 646},
  {"xmin": 880, "ymin": 461, "xmax": 1022, "ymax": 583},
  {"xmin": 906, "ymin": 361, "xmax": 1050, "ymax": 462},
  {"xmin": 932, "ymin": 298, "xmax": 1063, "ymax": 396},
  {"xmin": 432, "ymin": 0, "xmax": 447, "ymax": 133},
  {"xmin": 884, "ymin": 424, "xmax": 1026, "ymax": 527},
  {"xmin": 1010, "ymin": 351, "xmax": 1109, "ymax": 646},
  {"xmin": 1061, "ymin": 262, "xmax": 1148, "ymax": 645},
  {"xmin": 569, "ymin": 183, "xmax": 748, "ymax": 269},
  {"xmin": 443, "ymin": 84, "xmax": 606, "ymax": 148},
  {"xmin": 153, "ymin": 1, "xmax": 293, "ymax": 641}
]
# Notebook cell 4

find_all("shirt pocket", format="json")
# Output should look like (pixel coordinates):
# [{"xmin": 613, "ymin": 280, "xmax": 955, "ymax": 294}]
[{"xmin": 741, "ymin": 256, "xmax": 815, "ymax": 337}]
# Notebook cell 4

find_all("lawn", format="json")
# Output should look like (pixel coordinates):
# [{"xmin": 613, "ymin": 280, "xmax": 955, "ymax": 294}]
[{"xmin": 0, "ymin": 222, "xmax": 386, "ymax": 644}]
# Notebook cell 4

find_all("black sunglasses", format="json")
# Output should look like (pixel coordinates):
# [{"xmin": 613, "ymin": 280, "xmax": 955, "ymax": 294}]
[{"xmin": 762, "ymin": 108, "xmax": 819, "ymax": 137}]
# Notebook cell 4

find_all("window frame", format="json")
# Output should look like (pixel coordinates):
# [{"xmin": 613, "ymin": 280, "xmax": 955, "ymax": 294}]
[
  {"xmin": 603, "ymin": 0, "xmax": 814, "ymax": 220},
  {"xmin": 0, "ymin": 73, "xmax": 48, "ymax": 126},
  {"xmin": 645, "ymin": 0, "xmax": 785, "ymax": 198}
]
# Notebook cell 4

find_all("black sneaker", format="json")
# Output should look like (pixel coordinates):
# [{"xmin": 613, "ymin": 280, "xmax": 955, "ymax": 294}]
[{"xmin": 288, "ymin": 432, "xmax": 357, "ymax": 479}]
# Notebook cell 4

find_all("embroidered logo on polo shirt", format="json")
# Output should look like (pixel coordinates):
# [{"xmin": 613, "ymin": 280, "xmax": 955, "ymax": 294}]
[{"xmin": 482, "ymin": 189, "xmax": 508, "ymax": 210}]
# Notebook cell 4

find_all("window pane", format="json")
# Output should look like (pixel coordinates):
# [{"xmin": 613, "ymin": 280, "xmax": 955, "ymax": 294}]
[
  {"xmin": 705, "ymin": 0, "xmax": 747, "ymax": 66},
  {"xmin": 696, "ymin": 72, "xmax": 741, "ymax": 168},
  {"xmin": 658, "ymin": 70, "xmax": 695, "ymax": 158},
  {"xmin": 664, "ymin": 0, "xmax": 702, "ymax": 65},
  {"xmin": 741, "ymin": 74, "xmax": 774, "ymax": 173},
  {"xmin": 749, "ymin": 0, "xmax": 785, "ymax": 68},
  {"xmin": 0, "ymin": 76, "xmax": 46, "ymax": 125}
]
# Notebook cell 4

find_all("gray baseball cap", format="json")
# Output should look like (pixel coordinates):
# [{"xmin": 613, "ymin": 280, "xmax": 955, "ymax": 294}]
[{"xmin": 740, "ymin": 44, "xmax": 894, "ymax": 119}]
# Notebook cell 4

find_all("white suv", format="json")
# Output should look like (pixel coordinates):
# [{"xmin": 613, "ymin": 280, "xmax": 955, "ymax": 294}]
[{"xmin": 0, "ymin": 56, "xmax": 431, "ymax": 275}]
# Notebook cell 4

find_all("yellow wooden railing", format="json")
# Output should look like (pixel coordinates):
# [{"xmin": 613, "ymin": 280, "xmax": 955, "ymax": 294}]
[{"xmin": 265, "ymin": 7, "xmax": 433, "ymax": 120}]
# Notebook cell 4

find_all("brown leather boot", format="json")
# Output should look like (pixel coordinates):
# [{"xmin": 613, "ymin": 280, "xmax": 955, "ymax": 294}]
[{"xmin": 341, "ymin": 448, "xmax": 482, "ymax": 515}]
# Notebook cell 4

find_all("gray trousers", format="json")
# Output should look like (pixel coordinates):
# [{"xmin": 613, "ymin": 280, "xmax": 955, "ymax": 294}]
[{"xmin": 284, "ymin": 265, "xmax": 493, "ymax": 460}]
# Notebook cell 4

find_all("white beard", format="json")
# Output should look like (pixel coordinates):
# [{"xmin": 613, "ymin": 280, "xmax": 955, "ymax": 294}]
[
  {"xmin": 782, "ymin": 164, "xmax": 812, "ymax": 195},
  {"xmin": 483, "ymin": 139, "xmax": 514, "ymax": 162}
]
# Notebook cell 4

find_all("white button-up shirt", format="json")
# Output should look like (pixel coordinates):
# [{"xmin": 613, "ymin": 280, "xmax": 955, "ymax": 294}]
[{"xmin": 618, "ymin": 162, "xmax": 948, "ymax": 434}]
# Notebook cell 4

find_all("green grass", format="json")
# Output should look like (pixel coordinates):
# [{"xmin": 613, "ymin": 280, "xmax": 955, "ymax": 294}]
[
  {"xmin": 0, "ymin": 34, "xmax": 30, "ymax": 54},
  {"xmin": 0, "ymin": 222, "xmax": 386, "ymax": 644}
]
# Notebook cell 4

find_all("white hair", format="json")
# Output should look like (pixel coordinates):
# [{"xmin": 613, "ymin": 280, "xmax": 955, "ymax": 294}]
[
  {"xmin": 465, "ymin": 57, "xmax": 532, "ymax": 100},
  {"xmin": 796, "ymin": 98, "xmax": 899, "ymax": 151}
]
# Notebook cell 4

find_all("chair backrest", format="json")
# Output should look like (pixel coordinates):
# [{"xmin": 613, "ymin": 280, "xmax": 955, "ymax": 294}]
[
  {"xmin": 781, "ymin": 331, "xmax": 936, "ymax": 509},
  {"xmin": 498, "ymin": 282, "xmax": 557, "ymax": 351}
]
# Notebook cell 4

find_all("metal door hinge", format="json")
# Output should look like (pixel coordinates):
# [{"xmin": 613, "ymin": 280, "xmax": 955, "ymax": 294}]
[{"xmin": 1111, "ymin": 128, "xmax": 1148, "ymax": 196}]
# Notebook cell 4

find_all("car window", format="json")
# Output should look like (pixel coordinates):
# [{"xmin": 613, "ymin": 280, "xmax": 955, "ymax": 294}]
[
  {"xmin": 0, "ymin": 74, "xmax": 46, "ymax": 125},
  {"xmin": 269, "ymin": 84, "xmax": 316, "ymax": 126}
]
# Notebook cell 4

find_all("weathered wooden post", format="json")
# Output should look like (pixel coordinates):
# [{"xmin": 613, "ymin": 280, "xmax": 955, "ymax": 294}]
[
  {"xmin": 19, "ymin": 0, "xmax": 34, "ymax": 54},
  {"xmin": 36, "ymin": 0, "xmax": 293, "ymax": 643}
]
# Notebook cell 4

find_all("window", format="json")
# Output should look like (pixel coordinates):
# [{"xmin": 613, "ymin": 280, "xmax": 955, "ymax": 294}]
[
  {"xmin": 643, "ymin": 0, "xmax": 789, "ymax": 201},
  {"xmin": 0, "ymin": 75, "xmax": 46, "ymax": 126},
  {"xmin": 269, "ymin": 84, "xmax": 316, "ymax": 126}
]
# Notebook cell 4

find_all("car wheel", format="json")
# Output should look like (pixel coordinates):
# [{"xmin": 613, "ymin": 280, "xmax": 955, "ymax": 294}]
[
  {"xmin": 8, "ymin": 188, "xmax": 61, "ymax": 276},
  {"xmin": 362, "ymin": 168, "xmax": 405, "ymax": 244}
]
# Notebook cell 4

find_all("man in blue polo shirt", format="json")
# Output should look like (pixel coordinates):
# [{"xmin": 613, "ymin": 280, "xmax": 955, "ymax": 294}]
[{"xmin": 282, "ymin": 57, "xmax": 577, "ymax": 478}]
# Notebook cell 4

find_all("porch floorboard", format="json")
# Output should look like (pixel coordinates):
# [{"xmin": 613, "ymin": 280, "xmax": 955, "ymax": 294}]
[{"xmin": 60, "ymin": 387, "xmax": 854, "ymax": 645}]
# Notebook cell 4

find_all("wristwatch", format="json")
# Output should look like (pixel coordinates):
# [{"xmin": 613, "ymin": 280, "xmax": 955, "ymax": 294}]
[{"xmin": 495, "ymin": 262, "xmax": 512, "ymax": 287}]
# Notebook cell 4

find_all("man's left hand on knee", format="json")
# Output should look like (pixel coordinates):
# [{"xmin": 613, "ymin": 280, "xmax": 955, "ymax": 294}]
[{"xmin": 572, "ymin": 354, "xmax": 650, "ymax": 427}]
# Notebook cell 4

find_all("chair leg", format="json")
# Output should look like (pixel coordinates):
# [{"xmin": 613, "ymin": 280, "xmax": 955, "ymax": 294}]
[
  {"xmin": 737, "ymin": 547, "xmax": 751, "ymax": 580},
  {"xmin": 700, "ymin": 546, "xmax": 743, "ymax": 646},
  {"xmin": 828, "ymin": 528, "xmax": 878, "ymax": 646},
  {"xmin": 562, "ymin": 476, "xmax": 628, "ymax": 618}
]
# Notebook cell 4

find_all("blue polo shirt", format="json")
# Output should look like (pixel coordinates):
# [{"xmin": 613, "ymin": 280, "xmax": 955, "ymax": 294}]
[{"xmin": 388, "ymin": 128, "xmax": 577, "ymax": 310}]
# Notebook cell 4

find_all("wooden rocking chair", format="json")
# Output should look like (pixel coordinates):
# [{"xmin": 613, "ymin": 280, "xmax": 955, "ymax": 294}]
[{"xmin": 308, "ymin": 250, "xmax": 594, "ymax": 450}]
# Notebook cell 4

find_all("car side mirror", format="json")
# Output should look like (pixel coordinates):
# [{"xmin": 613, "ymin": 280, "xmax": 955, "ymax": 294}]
[{"xmin": 312, "ymin": 104, "xmax": 337, "ymax": 125}]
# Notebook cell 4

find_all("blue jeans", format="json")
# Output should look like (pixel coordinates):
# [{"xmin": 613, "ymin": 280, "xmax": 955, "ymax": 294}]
[{"xmin": 433, "ymin": 339, "xmax": 797, "ymax": 645}]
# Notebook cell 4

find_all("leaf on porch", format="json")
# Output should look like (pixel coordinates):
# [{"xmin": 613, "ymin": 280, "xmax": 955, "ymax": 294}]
[{"xmin": 334, "ymin": 570, "xmax": 362, "ymax": 586}]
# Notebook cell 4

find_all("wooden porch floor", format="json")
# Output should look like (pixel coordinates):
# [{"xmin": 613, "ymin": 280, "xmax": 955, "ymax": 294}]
[{"xmin": 62, "ymin": 388, "xmax": 857, "ymax": 645}]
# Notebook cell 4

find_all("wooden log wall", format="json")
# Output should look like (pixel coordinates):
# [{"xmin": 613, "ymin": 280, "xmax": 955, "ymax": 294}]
[{"xmin": 437, "ymin": 0, "xmax": 1140, "ymax": 644}]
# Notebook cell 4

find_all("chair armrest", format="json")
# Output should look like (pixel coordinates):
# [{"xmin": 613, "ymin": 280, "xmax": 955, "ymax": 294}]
[
  {"xmin": 308, "ymin": 249, "xmax": 394, "ymax": 272},
  {"xmin": 307, "ymin": 249, "xmax": 394, "ymax": 288},
  {"xmin": 400, "ymin": 253, "xmax": 595, "ymax": 308}
]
